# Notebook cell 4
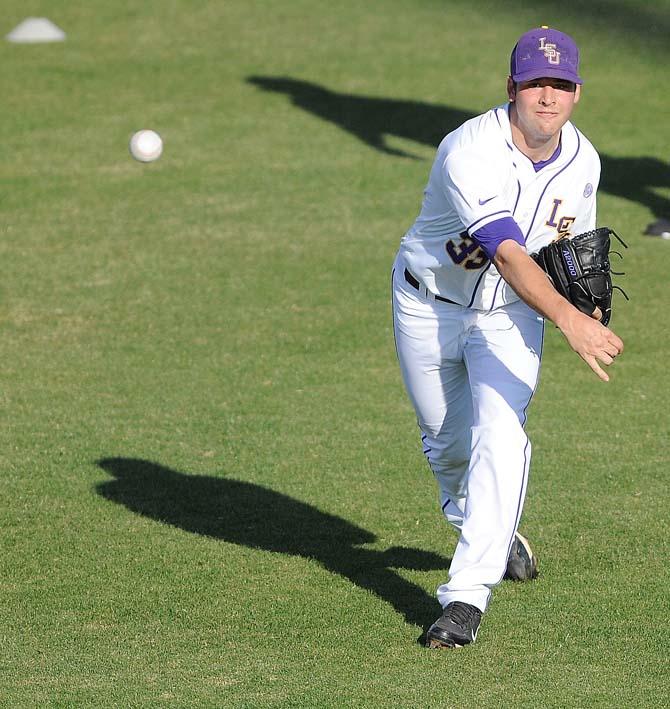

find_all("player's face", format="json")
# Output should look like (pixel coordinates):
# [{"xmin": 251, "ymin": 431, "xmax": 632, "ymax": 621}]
[{"xmin": 507, "ymin": 77, "xmax": 581, "ymax": 146}]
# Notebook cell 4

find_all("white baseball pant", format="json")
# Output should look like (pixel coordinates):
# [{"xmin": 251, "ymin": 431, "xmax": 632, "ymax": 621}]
[{"xmin": 392, "ymin": 259, "xmax": 544, "ymax": 612}]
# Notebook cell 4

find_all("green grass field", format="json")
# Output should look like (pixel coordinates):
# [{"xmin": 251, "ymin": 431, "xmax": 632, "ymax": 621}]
[{"xmin": 1, "ymin": 1, "xmax": 669, "ymax": 706}]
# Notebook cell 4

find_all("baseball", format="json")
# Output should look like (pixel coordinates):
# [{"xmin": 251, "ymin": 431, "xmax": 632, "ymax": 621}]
[{"xmin": 129, "ymin": 130, "xmax": 163, "ymax": 162}]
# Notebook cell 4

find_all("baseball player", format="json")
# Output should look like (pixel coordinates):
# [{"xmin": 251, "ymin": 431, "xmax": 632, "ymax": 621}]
[{"xmin": 391, "ymin": 26, "xmax": 624, "ymax": 648}]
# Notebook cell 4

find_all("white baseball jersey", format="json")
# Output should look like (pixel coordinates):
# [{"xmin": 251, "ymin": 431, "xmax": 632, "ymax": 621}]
[{"xmin": 399, "ymin": 103, "xmax": 600, "ymax": 311}]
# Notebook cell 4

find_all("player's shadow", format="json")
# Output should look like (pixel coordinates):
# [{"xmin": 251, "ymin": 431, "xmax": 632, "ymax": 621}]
[
  {"xmin": 247, "ymin": 75, "xmax": 670, "ymax": 219},
  {"xmin": 599, "ymin": 156, "xmax": 670, "ymax": 221},
  {"xmin": 246, "ymin": 75, "xmax": 473, "ymax": 159},
  {"xmin": 95, "ymin": 457, "xmax": 449, "ymax": 631}
]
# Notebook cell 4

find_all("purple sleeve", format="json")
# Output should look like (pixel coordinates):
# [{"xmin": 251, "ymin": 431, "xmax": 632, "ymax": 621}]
[{"xmin": 471, "ymin": 216, "xmax": 525, "ymax": 260}]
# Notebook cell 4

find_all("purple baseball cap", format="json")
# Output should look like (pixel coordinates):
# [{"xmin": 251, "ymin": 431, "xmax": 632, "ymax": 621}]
[{"xmin": 510, "ymin": 26, "xmax": 583, "ymax": 84}]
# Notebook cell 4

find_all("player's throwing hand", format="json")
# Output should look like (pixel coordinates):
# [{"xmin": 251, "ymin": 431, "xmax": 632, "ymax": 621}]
[{"xmin": 558, "ymin": 308, "xmax": 623, "ymax": 382}]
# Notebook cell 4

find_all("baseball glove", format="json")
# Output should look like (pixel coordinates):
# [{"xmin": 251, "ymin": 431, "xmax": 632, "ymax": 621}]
[{"xmin": 531, "ymin": 227, "xmax": 628, "ymax": 327}]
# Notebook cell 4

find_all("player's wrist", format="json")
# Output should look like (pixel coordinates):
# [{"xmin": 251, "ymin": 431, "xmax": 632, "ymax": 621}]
[{"xmin": 552, "ymin": 299, "xmax": 582, "ymax": 333}]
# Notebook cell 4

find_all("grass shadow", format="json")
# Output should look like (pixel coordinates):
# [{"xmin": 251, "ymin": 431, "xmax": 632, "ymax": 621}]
[
  {"xmin": 247, "ymin": 75, "xmax": 670, "ymax": 220},
  {"xmin": 95, "ymin": 457, "xmax": 449, "ymax": 632},
  {"xmin": 247, "ymin": 75, "xmax": 472, "ymax": 159}
]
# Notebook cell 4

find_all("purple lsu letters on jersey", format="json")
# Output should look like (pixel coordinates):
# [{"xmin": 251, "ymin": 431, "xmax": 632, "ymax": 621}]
[{"xmin": 399, "ymin": 104, "xmax": 600, "ymax": 310}]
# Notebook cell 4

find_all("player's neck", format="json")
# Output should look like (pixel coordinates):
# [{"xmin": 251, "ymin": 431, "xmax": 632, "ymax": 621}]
[{"xmin": 516, "ymin": 136, "xmax": 560, "ymax": 165}]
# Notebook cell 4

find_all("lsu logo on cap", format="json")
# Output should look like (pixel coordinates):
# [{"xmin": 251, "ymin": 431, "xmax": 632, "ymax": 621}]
[
  {"xmin": 510, "ymin": 27, "xmax": 583, "ymax": 85},
  {"xmin": 539, "ymin": 37, "xmax": 560, "ymax": 65}
]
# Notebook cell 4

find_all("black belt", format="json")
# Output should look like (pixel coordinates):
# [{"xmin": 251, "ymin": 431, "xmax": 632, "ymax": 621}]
[{"xmin": 404, "ymin": 268, "xmax": 458, "ymax": 305}]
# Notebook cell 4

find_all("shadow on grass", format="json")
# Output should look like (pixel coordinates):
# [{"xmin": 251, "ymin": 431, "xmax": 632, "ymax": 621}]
[
  {"xmin": 95, "ymin": 457, "xmax": 449, "ymax": 633},
  {"xmin": 247, "ymin": 75, "xmax": 670, "ymax": 220},
  {"xmin": 247, "ymin": 75, "xmax": 471, "ymax": 159}
]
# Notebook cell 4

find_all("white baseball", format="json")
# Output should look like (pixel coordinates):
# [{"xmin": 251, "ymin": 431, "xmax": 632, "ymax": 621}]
[{"xmin": 129, "ymin": 130, "xmax": 163, "ymax": 162}]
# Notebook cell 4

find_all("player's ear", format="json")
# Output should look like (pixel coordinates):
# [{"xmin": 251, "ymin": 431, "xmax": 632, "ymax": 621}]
[
  {"xmin": 507, "ymin": 76, "xmax": 516, "ymax": 101},
  {"xmin": 574, "ymin": 84, "xmax": 581, "ymax": 104}
]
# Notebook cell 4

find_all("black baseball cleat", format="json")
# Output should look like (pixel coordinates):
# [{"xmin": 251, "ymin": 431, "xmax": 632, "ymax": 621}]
[
  {"xmin": 425, "ymin": 602, "xmax": 482, "ymax": 649},
  {"xmin": 504, "ymin": 532, "xmax": 539, "ymax": 581}
]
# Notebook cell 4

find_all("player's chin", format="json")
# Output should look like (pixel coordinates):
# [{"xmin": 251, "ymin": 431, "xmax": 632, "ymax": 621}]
[{"xmin": 535, "ymin": 114, "xmax": 561, "ymax": 132}]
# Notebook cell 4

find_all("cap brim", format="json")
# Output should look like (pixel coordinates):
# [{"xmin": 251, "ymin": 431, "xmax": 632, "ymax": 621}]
[{"xmin": 513, "ymin": 67, "xmax": 583, "ymax": 84}]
